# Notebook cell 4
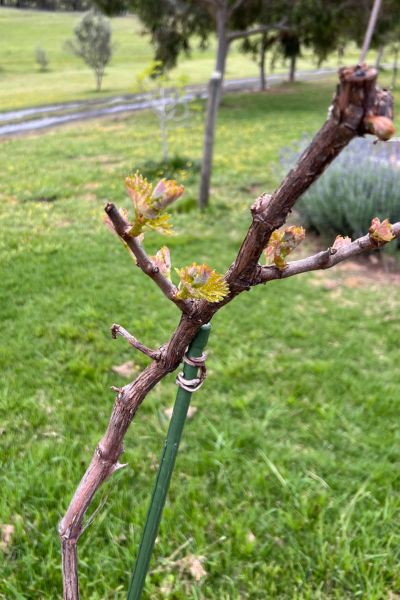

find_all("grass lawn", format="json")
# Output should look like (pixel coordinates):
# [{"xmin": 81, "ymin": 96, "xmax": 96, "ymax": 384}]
[
  {"xmin": 0, "ymin": 7, "xmax": 392, "ymax": 111},
  {"xmin": 1, "ymin": 80, "xmax": 400, "ymax": 599}
]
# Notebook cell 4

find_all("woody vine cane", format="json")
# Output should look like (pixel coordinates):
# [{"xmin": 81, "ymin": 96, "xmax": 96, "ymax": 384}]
[{"xmin": 59, "ymin": 60, "xmax": 400, "ymax": 599}]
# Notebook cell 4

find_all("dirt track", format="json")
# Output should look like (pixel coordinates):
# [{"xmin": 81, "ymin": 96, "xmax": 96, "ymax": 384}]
[{"xmin": 0, "ymin": 68, "xmax": 336, "ymax": 138}]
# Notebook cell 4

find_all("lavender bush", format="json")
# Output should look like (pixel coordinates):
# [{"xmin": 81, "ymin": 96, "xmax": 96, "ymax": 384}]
[{"xmin": 281, "ymin": 137, "xmax": 400, "ymax": 244}]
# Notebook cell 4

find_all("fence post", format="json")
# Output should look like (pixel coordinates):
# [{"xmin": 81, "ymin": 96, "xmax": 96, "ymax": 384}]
[{"xmin": 127, "ymin": 323, "xmax": 211, "ymax": 600}]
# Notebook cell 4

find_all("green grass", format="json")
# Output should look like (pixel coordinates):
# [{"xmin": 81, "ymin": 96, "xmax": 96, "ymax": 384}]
[
  {"xmin": 0, "ymin": 6, "xmax": 393, "ymax": 111},
  {"xmin": 1, "ymin": 81, "xmax": 400, "ymax": 599}
]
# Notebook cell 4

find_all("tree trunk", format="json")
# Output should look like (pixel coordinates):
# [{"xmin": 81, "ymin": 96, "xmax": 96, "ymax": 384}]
[
  {"xmin": 375, "ymin": 44, "xmax": 384, "ymax": 70},
  {"xmin": 289, "ymin": 54, "xmax": 296, "ymax": 83},
  {"xmin": 96, "ymin": 70, "xmax": 103, "ymax": 92},
  {"xmin": 337, "ymin": 44, "xmax": 345, "ymax": 67},
  {"xmin": 159, "ymin": 109, "xmax": 169, "ymax": 162},
  {"xmin": 198, "ymin": 5, "xmax": 228, "ymax": 210},
  {"xmin": 259, "ymin": 34, "xmax": 267, "ymax": 91},
  {"xmin": 392, "ymin": 44, "xmax": 399, "ymax": 89}
]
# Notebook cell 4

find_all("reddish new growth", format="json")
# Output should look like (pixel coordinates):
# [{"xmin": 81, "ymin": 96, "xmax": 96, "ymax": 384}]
[{"xmin": 369, "ymin": 217, "xmax": 394, "ymax": 243}]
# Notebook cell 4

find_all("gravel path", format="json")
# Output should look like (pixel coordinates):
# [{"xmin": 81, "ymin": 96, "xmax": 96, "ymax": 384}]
[{"xmin": 0, "ymin": 68, "xmax": 336, "ymax": 138}]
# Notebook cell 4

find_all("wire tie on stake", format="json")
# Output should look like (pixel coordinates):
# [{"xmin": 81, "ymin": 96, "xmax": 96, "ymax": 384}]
[{"xmin": 175, "ymin": 352, "xmax": 207, "ymax": 392}]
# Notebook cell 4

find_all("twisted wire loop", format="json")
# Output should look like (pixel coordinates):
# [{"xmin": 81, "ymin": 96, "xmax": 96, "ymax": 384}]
[{"xmin": 175, "ymin": 352, "xmax": 207, "ymax": 392}]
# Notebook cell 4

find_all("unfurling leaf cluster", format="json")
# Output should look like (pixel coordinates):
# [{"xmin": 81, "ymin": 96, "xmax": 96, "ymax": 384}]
[
  {"xmin": 175, "ymin": 264, "xmax": 229, "ymax": 303},
  {"xmin": 147, "ymin": 252, "xmax": 228, "ymax": 303},
  {"xmin": 264, "ymin": 225, "xmax": 305, "ymax": 269},
  {"xmin": 369, "ymin": 217, "xmax": 394, "ymax": 243},
  {"xmin": 125, "ymin": 173, "xmax": 184, "ymax": 237}
]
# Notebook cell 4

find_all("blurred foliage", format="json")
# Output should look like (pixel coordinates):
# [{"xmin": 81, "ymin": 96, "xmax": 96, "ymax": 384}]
[{"xmin": 282, "ymin": 137, "xmax": 400, "ymax": 247}]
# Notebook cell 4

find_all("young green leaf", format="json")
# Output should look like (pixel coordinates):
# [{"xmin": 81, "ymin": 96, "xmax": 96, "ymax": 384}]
[
  {"xmin": 264, "ymin": 225, "xmax": 305, "ymax": 269},
  {"xmin": 175, "ymin": 263, "xmax": 229, "ymax": 303},
  {"xmin": 369, "ymin": 217, "xmax": 394, "ymax": 243},
  {"xmin": 128, "ymin": 213, "xmax": 174, "ymax": 237}
]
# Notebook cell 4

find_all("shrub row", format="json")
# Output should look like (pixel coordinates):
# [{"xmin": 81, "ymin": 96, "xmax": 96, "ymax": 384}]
[{"xmin": 281, "ymin": 137, "xmax": 400, "ymax": 245}]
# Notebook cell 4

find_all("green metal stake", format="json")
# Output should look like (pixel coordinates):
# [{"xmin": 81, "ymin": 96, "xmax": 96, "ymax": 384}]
[{"xmin": 127, "ymin": 323, "xmax": 211, "ymax": 600}]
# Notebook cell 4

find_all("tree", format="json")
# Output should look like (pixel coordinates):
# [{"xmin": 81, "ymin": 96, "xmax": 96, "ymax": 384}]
[
  {"xmin": 59, "ymin": 63, "xmax": 398, "ymax": 600},
  {"xmin": 244, "ymin": 1, "xmax": 371, "ymax": 86},
  {"xmin": 239, "ymin": 32, "xmax": 278, "ymax": 90},
  {"xmin": 339, "ymin": 0, "xmax": 400, "ymax": 61},
  {"xmin": 65, "ymin": 10, "xmax": 112, "ymax": 92},
  {"xmin": 276, "ymin": 30, "xmax": 300, "ymax": 82},
  {"xmin": 35, "ymin": 47, "xmax": 49, "ymax": 72},
  {"xmin": 273, "ymin": 1, "xmax": 350, "ymax": 83},
  {"xmin": 193, "ymin": 0, "xmax": 287, "ymax": 209},
  {"xmin": 392, "ymin": 42, "xmax": 399, "ymax": 87},
  {"xmin": 136, "ymin": 62, "xmax": 191, "ymax": 162}
]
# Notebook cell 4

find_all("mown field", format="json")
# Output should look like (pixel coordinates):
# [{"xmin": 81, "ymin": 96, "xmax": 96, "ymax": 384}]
[
  {"xmin": 1, "ymin": 80, "xmax": 400, "ymax": 599},
  {"xmin": 0, "ymin": 7, "xmax": 390, "ymax": 111}
]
